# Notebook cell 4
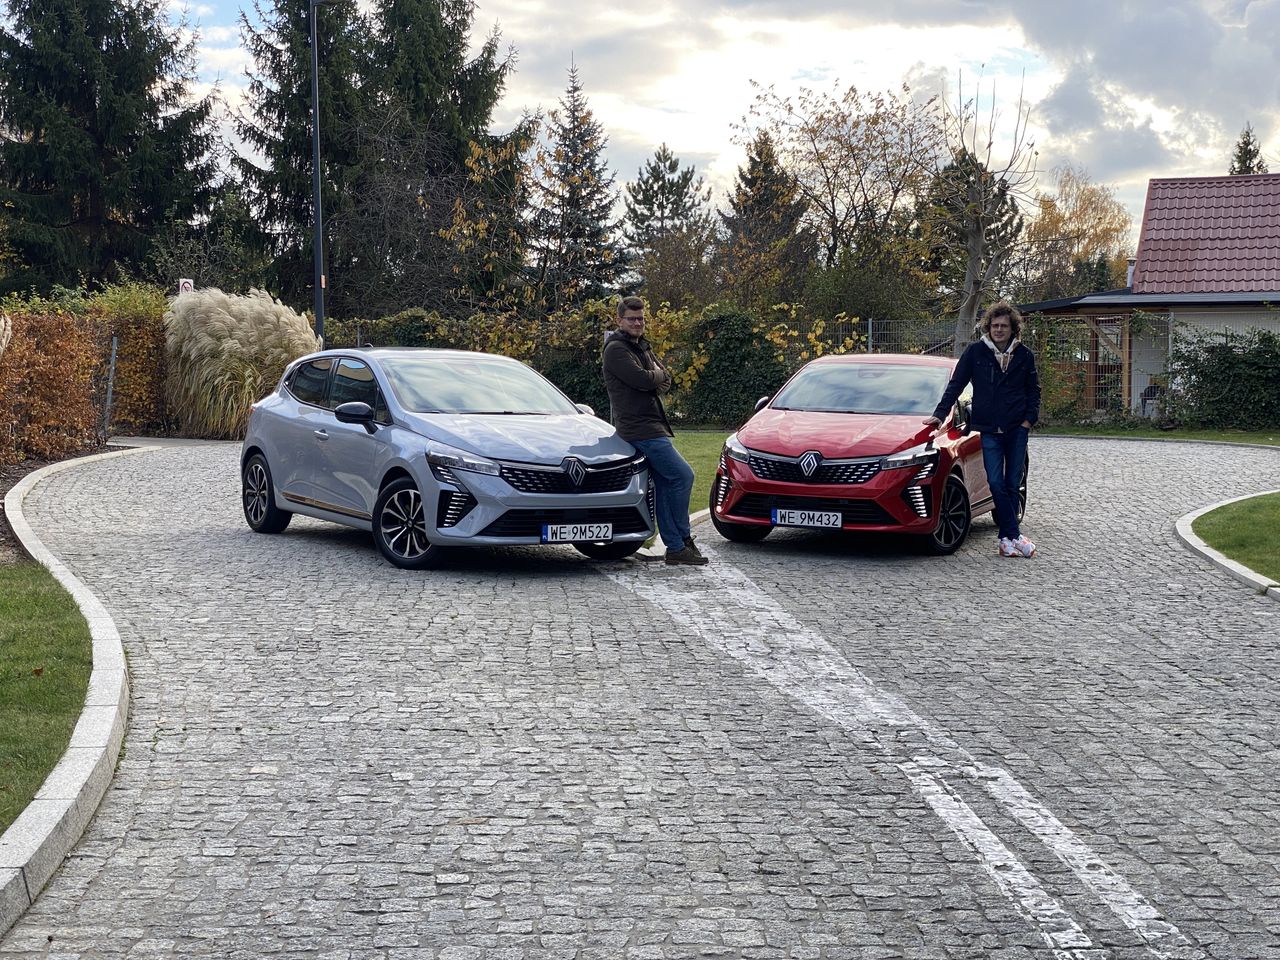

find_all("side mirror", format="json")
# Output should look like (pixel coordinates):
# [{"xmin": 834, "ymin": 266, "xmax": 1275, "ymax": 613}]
[
  {"xmin": 335, "ymin": 401, "xmax": 377, "ymax": 434},
  {"xmin": 754, "ymin": 395, "xmax": 771, "ymax": 413},
  {"xmin": 955, "ymin": 399, "xmax": 973, "ymax": 436},
  {"xmin": 575, "ymin": 402, "xmax": 596, "ymax": 417}
]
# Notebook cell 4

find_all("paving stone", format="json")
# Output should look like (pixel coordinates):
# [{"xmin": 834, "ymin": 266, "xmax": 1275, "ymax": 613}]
[{"xmin": 1, "ymin": 439, "xmax": 1277, "ymax": 957}]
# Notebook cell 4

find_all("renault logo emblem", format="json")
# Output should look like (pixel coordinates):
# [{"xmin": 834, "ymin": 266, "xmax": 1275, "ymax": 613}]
[
  {"xmin": 563, "ymin": 458, "xmax": 587, "ymax": 486},
  {"xmin": 799, "ymin": 451, "xmax": 821, "ymax": 478}
]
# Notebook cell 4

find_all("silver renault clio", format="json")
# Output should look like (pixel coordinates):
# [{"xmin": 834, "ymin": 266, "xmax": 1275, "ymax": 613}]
[{"xmin": 241, "ymin": 348, "xmax": 653, "ymax": 568}]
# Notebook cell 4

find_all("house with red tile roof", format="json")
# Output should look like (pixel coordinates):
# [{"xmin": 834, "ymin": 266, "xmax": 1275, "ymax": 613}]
[{"xmin": 1020, "ymin": 173, "xmax": 1280, "ymax": 416}]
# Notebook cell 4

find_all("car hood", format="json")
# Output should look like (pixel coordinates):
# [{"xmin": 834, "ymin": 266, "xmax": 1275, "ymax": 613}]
[
  {"xmin": 739, "ymin": 409, "xmax": 937, "ymax": 459},
  {"xmin": 404, "ymin": 412, "xmax": 634, "ymax": 464}
]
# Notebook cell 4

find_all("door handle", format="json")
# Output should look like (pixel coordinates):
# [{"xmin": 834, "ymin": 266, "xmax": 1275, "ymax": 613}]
[{"xmin": 313, "ymin": 429, "xmax": 328, "ymax": 440}]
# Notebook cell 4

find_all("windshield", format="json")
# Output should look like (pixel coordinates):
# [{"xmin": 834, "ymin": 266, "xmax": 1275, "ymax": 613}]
[
  {"xmin": 379, "ymin": 355, "xmax": 578, "ymax": 415},
  {"xmin": 771, "ymin": 363, "xmax": 951, "ymax": 416}
]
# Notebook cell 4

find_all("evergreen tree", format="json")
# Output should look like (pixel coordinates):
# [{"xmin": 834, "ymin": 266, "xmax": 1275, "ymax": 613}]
[
  {"xmin": 716, "ymin": 131, "xmax": 815, "ymax": 310},
  {"xmin": 372, "ymin": 0, "xmax": 511, "ymax": 170},
  {"xmin": 0, "ymin": 0, "xmax": 216, "ymax": 292},
  {"xmin": 328, "ymin": 0, "xmax": 525, "ymax": 317},
  {"xmin": 234, "ymin": 0, "xmax": 369, "ymax": 308},
  {"xmin": 527, "ymin": 65, "xmax": 625, "ymax": 310},
  {"xmin": 1228, "ymin": 122, "xmax": 1269, "ymax": 175},
  {"xmin": 623, "ymin": 144, "xmax": 711, "ymax": 251}
]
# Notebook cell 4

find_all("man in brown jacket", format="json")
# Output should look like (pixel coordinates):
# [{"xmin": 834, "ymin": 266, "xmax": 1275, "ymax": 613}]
[{"xmin": 602, "ymin": 296, "xmax": 707, "ymax": 565}]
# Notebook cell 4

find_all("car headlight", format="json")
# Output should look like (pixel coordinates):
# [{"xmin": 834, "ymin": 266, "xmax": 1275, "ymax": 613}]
[
  {"xmin": 723, "ymin": 434, "xmax": 750, "ymax": 463},
  {"xmin": 427, "ymin": 443, "xmax": 501, "ymax": 477},
  {"xmin": 880, "ymin": 441, "xmax": 939, "ymax": 471}
]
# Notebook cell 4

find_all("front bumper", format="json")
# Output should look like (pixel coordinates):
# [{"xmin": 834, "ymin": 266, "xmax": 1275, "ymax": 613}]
[
  {"xmin": 711, "ymin": 455, "xmax": 942, "ymax": 534},
  {"xmin": 423, "ymin": 463, "xmax": 655, "ymax": 546}
]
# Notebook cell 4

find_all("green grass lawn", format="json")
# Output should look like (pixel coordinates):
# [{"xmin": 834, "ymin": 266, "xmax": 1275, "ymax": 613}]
[
  {"xmin": 1193, "ymin": 492, "xmax": 1280, "ymax": 584},
  {"xmin": 0, "ymin": 562, "xmax": 93, "ymax": 833},
  {"xmin": 1045, "ymin": 424, "xmax": 1280, "ymax": 446},
  {"xmin": 672, "ymin": 428, "xmax": 728, "ymax": 515}
]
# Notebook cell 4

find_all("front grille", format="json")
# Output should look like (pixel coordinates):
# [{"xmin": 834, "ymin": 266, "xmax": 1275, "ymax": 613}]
[
  {"xmin": 748, "ymin": 454, "xmax": 881, "ymax": 485},
  {"xmin": 501, "ymin": 458, "xmax": 639, "ymax": 494},
  {"xmin": 729, "ymin": 494, "xmax": 897, "ymax": 526},
  {"xmin": 437, "ymin": 491, "xmax": 476, "ymax": 528},
  {"xmin": 479, "ymin": 506, "xmax": 651, "ymax": 538}
]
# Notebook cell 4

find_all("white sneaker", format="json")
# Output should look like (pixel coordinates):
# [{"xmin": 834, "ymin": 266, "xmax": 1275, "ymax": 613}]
[
  {"xmin": 998, "ymin": 537, "xmax": 1019, "ymax": 558},
  {"xmin": 1013, "ymin": 535, "xmax": 1036, "ymax": 558}
]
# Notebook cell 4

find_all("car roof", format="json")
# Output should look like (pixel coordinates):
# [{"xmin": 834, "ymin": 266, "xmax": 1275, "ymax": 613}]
[
  {"xmin": 806, "ymin": 352, "xmax": 956, "ymax": 368},
  {"xmin": 306, "ymin": 347, "xmax": 521, "ymax": 364}
]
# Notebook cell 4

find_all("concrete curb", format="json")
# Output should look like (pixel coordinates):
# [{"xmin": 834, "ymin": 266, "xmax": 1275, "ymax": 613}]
[
  {"xmin": 0, "ymin": 446, "xmax": 152, "ymax": 938},
  {"xmin": 1175, "ymin": 489, "xmax": 1280, "ymax": 602}
]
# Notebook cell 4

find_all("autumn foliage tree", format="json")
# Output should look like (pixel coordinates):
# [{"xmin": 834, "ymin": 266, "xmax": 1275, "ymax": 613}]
[{"xmin": 1018, "ymin": 165, "xmax": 1132, "ymax": 301}]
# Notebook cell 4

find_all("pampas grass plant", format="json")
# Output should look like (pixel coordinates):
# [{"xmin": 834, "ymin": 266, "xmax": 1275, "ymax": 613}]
[{"xmin": 165, "ymin": 288, "xmax": 319, "ymax": 438}]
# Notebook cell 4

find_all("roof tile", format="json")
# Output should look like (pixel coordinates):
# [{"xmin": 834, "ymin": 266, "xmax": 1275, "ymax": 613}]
[{"xmin": 1132, "ymin": 173, "xmax": 1280, "ymax": 293}]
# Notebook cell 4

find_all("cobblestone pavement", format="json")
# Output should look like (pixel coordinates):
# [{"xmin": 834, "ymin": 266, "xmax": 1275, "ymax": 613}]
[{"xmin": 2, "ymin": 438, "xmax": 1278, "ymax": 959}]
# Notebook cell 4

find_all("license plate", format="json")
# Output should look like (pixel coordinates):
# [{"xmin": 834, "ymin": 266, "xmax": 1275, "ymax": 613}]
[
  {"xmin": 771, "ymin": 508, "xmax": 842, "ymax": 528},
  {"xmin": 542, "ymin": 522, "xmax": 613, "ymax": 543}
]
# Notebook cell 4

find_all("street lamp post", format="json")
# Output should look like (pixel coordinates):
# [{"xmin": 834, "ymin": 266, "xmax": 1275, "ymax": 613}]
[{"xmin": 309, "ymin": 0, "xmax": 333, "ymax": 345}]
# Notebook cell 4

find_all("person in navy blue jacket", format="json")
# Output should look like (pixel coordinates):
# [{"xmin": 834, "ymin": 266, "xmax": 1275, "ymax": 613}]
[{"xmin": 924, "ymin": 301, "xmax": 1041, "ymax": 558}]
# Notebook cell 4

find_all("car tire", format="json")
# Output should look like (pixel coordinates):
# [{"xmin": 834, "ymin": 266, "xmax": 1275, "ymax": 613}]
[
  {"xmin": 1017, "ymin": 451, "xmax": 1030, "ymax": 523},
  {"xmin": 709, "ymin": 483, "xmax": 772, "ymax": 543},
  {"xmin": 373, "ymin": 476, "xmax": 446, "ymax": 570},
  {"xmin": 242, "ymin": 453, "xmax": 291, "ymax": 534},
  {"xmin": 573, "ymin": 540, "xmax": 643, "ymax": 562},
  {"xmin": 924, "ymin": 473, "xmax": 971, "ymax": 555}
]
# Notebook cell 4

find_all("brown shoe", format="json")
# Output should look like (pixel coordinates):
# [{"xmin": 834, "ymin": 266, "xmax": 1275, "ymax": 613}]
[{"xmin": 665, "ymin": 545, "xmax": 709, "ymax": 566}]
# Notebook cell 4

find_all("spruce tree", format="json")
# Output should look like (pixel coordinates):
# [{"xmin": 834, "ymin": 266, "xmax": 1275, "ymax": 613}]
[
  {"xmin": 1228, "ymin": 122, "xmax": 1269, "ymax": 175},
  {"xmin": 372, "ymin": 0, "xmax": 511, "ymax": 170},
  {"xmin": 528, "ymin": 65, "xmax": 624, "ymax": 310},
  {"xmin": 717, "ymin": 131, "xmax": 814, "ymax": 309},
  {"xmin": 623, "ymin": 144, "xmax": 711, "ymax": 252},
  {"xmin": 234, "ymin": 0, "xmax": 369, "ymax": 307},
  {"xmin": 0, "ymin": 0, "xmax": 215, "ymax": 292}
]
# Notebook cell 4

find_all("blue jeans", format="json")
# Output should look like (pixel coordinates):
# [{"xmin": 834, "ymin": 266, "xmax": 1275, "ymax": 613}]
[
  {"xmin": 631, "ymin": 436, "xmax": 694, "ymax": 551},
  {"xmin": 981, "ymin": 428, "xmax": 1029, "ymax": 541}
]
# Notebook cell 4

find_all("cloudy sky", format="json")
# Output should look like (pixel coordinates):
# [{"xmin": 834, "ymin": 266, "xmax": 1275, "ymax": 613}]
[{"xmin": 185, "ymin": 0, "xmax": 1280, "ymax": 246}]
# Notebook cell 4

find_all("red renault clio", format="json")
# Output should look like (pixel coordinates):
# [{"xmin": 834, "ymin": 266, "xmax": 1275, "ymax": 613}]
[{"xmin": 709, "ymin": 353, "xmax": 1026, "ymax": 554}]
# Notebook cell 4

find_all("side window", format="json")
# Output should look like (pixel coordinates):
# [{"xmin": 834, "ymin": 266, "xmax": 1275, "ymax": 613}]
[
  {"xmin": 331, "ymin": 359, "xmax": 379, "ymax": 409},
  {"xmin": 288, "ymin": 359, "xmax": 333, "ymax": 406}
]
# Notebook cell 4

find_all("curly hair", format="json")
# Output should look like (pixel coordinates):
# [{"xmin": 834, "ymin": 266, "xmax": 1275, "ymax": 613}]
[{"xmin": 979, "ymin": 301, "xmax": 1023, "ymax": 339}]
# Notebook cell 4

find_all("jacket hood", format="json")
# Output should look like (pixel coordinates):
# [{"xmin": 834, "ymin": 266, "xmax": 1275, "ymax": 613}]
[
  {"xmin": 404, "ymin": 412, "xmax": 634, "ymax": 465},
  {"xmin": 739, "ymin": 408, "xmax": 937, "ymax": 459}
]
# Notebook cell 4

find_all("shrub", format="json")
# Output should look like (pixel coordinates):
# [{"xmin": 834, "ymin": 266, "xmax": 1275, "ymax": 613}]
[
  {"xmin": 89, "ymin": 283, "xmax": 169, "ymax": 434},
  {"xmin": 164, "ymin": 288, "xmax": 319, "ymax": 439},
  {"xmin": 0, "ymin": 303, "xmax": 101, "ymax": 462},
  {"xmin": 1167, "ymin": 327, "xmax": 1280, "ymax": 430},
  {"xmin": 682, "ymin": 309, "xmax": 790, "ymax": 427}
]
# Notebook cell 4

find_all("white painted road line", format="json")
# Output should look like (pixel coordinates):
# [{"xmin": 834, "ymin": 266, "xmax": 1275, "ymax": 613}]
[{"xmin": 607, "ymin": 551, "xmax": 1201, "ymax": 959}]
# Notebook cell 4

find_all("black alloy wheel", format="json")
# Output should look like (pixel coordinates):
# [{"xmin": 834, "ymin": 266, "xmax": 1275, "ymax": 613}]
[
  {"xmin": 242, "ymin": 453, "xmax": 292, "ymax": 534},
  {"xmin": 708, "ymin": 482, "xmax": 772, "ymax": 543},
  {"xmin": 925, "ymin": 473, "xmax": 971, "ymax": 555},
  {"xmin": 573, "ymin": 540, "xmax": 644, "ymax": 561},
  {"xmin": 373, "ymin": 477, "xmax": 445, "ymax": 569}
]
